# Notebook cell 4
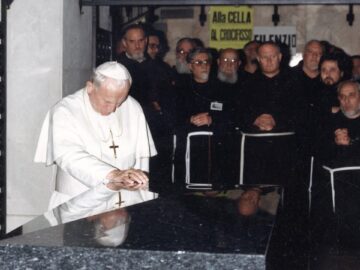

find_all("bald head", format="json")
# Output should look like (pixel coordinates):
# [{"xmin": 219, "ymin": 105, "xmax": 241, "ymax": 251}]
[
  {"xmin": 175, "ymin": 37, "xmax": 196, "ymax": 74},
  {"xmin": 238, "ymin": 189, "xmax": 261, "ymax": 216},
  {"xmin": 303, "ymin": 40, "xmax": 323, "ymax": 77},
  {"xmin": 217, "ymin": 48, "xmax": 241, "ymax": 83},
  {"xmin": 257, "ymin": 42, "xmax": 282, "ymax": 77},
  {"xmin": 338, "ymin": 80, "xmax": 360, "ymax": 119}
]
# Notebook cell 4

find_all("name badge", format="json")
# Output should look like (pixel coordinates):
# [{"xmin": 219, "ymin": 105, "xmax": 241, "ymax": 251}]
[{"xmin": 210, "ymin": 101, "xmax": 223, "ymax": 111}]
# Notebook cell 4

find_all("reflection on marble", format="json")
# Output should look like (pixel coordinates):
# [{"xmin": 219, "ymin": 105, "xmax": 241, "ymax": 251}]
[{"xmin": 0, "ymin": 185, "xmax": 281, "ymax": 269}]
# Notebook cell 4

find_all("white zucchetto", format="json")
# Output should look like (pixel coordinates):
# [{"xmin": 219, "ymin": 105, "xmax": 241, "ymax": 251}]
[{"xmin": 96, "ymin": 61, "xmax": 132, "ymax": 85}]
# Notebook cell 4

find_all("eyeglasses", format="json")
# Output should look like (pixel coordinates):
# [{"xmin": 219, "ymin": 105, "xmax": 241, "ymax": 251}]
[
  {"xmin": 176, "ymin": 49, "xmax": 190, "ymax": 55},
  {"xmin": 221, "ymin": 58, "xmax": 239, "ymax": 64},
  {"xmin": 191, "ymin": 60, "xmax": 210, "ymax": 66}
]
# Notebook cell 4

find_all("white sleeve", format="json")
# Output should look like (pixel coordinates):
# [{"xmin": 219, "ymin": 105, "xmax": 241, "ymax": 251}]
[
  {"xmin": 134, "ymin": 157, "xmax": 150, "ymax": 172},
  {"xmin": 51, "ymin": 106, "xmax": 116, "ymax": 188},
  {"xmin": 134, "ymin": 104, "xmax": 157, "ymax": 160},
  {"xmin": 128, "ymin": 102, "xmax": 156, "ymax": 172}
]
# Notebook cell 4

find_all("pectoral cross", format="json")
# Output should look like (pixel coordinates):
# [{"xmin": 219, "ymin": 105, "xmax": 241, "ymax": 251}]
[
  {"xmin": 115, "ymin": 192, "xmax": 124, "ymax": 207},
  {"xmin": 109, "ymin": 129, "xmax": 119, "ymax": 159}
]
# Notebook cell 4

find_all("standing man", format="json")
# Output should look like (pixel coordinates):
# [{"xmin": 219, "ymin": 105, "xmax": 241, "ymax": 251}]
[
  {"xmin": 291, "ymin": 40, "xmax": 324, "ymax": 189},
  {"xmin": 35, "ymin": 62, "xmax": 157, "ymax": 213},
  {"xmin": 242, "ymin": 40, "xmax": 260, "ymax": 80},
  {"xmin": 241, "ymin": 41, "xmax": 305, "ymax": 199},
  {"xmin": 217, "ymin": 48, "xmax": 242, "ymax": 85},
  {"xmin": 292, "ymin": 40, "xmax": 324, "ymax": 109},
  {"xmin": 116, "ymin": 24, "xmax": 151, "ymax": 106},
  {"xmin": 146, "ymin": 31, "xmax": 161, "ymax": 60},
  {"xmin": 215, "ymin": 48, "xmax": 244, "ymax": 185},
  {"xmin": 242, "ymin": 41, "xmax": 302, "ymax": 135},
  {"xmin": 174, "ymin": 37, "xmax": 197, "ymax": 75},
  {"xmin": 241, "ymin": 42, "xmax": 307, "ymax": 268},
  {"xmin": 144, "ymin": 30, "xmax": 179, "ymax": 195},
  {"xmin": 174, "ymin": 48, "xmax": 215, "ymax": 187},
  {"xmin": 318, "ymin": 53, "xmax": 347, "ymax": 114},
  {"xmin": 175, "ymin": 48, "xmax": 236, "ymax": 188},
  {"xmin": 313, "ymin": 80, "xmax": 360, "ymax": 249},
  {"xmin": 216, "ymin": 48, "xmax": 243, "ymax": 130},
  {"xmin": 318, "ymin": 80, "xmax": 360, "ymax": 166},
  {"xmin": 351, "ymin": 55, "xmax": 360, "ymax": 83}
]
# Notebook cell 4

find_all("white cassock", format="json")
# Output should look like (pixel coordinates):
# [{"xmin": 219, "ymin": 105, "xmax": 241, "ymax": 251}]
[{"xmin": 34, "ymin": 88, "xmax": 157, "ymax": 218}]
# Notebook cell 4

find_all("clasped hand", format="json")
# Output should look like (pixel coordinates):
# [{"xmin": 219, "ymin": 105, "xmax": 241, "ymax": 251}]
[
  {"xmin": 105, "ymin": 169, "xmax": 149, "ymax": 191},
  {"xmin": 254, "ymin": 114, "xmax": 276, "ymax": 131},
  {"xmin": 335, "ymin": 128, "xmax": 351, "ymax": 146},
  {"xmin": 190, "ymin": 112, "xmax": 212, "ymax": 127}
]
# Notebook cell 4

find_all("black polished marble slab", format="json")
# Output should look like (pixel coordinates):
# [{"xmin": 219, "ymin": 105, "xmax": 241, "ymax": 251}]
[{"xmin": 0, "ymin": 186, "xmax": 281, "ymax": 270}]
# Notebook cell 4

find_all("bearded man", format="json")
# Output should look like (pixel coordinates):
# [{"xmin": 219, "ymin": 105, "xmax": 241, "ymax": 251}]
[
  {"xmin": 174, "ymin": 37, "xmax": 196, "ymax": 75},
  {"xmin": 217, "ymin": 48, "xmax": 241, "ymax": 85},
  {"xmin": 318, "ymin": 53, "xmax": 348, "ymax": 114},
  {"xmin": 174, "ymin": 48, "xmax": 237, "ymax": 188},
  {"xmin": 318, "ymin": 80, "xmax": 360, "ymax": 166},
  {"xmin": 115, "ymin": 24, "xmax": 152, "ymax": 106}
]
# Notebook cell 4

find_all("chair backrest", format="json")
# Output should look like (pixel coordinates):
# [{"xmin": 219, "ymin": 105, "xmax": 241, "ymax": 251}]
[
  {"xmin": 322, "ymin": 165, "xmax": 360, "ymax": 247},
  {"xmin": 322, "ymin": 165, "xmax": 360, "ymax": 213},
  {"xmin": 185, "ymin": 131, "xmax": 213, "ymax": 190},
  {"xmin": 239, "ymin": 131, "xmax": 295, "ymax": 184}
]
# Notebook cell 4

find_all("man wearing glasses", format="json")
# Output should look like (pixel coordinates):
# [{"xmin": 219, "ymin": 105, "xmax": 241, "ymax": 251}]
[
  {"xmin": 217, "ymin": 48, "xmax": 242, "ymax": 85},
  {"xmin": 174, "ymin": 48, "xmax": 233, "ymax": 189},
  {"xmin": 215, "ymin": 48, "xmax": 243, "ymax": 131},
  {"xmin": 215, "ymin": 48, "xmax": 245, "ymax": 186},
  {"xmin": 175, "ymin": 37, "xmax": 197, "ymax": 75}
]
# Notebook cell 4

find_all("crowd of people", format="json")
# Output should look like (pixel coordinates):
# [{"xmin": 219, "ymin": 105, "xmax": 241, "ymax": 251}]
[
  {"xmin": 113, "ymin": 23, "xmax": 360, "ymax": 254},
  {"xmin": 115, "ymin": 23, "xmax": 360, "ymax": 191}
]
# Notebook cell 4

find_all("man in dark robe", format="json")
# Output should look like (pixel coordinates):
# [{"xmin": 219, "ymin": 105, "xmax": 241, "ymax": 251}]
[
  {"xmin": 174, "ymin": 37, "xmax": 197, "ymax": 76},
  {"xmin": 174, "ymin": 48, "xmax": 236, "ymax": 189},
  {"xmin": 215, "ymin": 48, "xmax": 245, "ymax": 185},
  {"xmin": 318, "ymin": 53, "xmax": 349, "ymax": 115},
  {"xmin": 116, "ymin": 24, "xmax": 176, "ymax": 195},
  {"xmin": 240, "ymin": 41, "xmax": 310, "ymax": 268},
  {"xmin": 318, "ymin": 80, "xmax": 360, "ymax": 166},
  {"xmin": 241, "ymin": 40, "xmax": 260, "ymax": 82},
  {"xmin": 115, "ymin": 24, "xmax": 152, "ymax": 107},
  {"xmin": 313, "ymin": 80, "xmax": 360, "ymax": 249},
  {"xmin": 292, "ymin": 40, "xmax": 323, "ymax": 114},
  {"xmin": 241, "ymin": 41, "xmax": 304, "ymax": 189},
  {"xmin": 352, "ymin": 55, "xmax": 360, "ymax": 83},
  {"xmin": 291, "ymin": 40, "xmax": 324, "ymax": 212},
  {"xmin": 144, "ymin": 30, "xmax": 179, "ymax": 195},
  {"xmin": 216, "ymin": 48, "xmax": 244, "ymax": 104}
]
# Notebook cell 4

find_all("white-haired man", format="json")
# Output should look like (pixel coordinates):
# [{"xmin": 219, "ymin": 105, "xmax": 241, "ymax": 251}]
[
  {"xmin": 313, "ymin": 80, "xmax": 360, "ymax": 248},
  {"xmin": 35, "ymin": 61, "xmax": 157, "ymax": 213},
  {"xmin": 217, "ymin": 48, "xmax": 241, "ymax": 85},
  {"xmin": 318, "ymin": 80, "xmax": 360, "ymax": 166},
  {"xmin": 116, "ymin": 24, "xmax": 150, "ymax": 106},
  {"xmin": 175, "ymin": 37, "xmax": 196, "ymax": 75}
]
